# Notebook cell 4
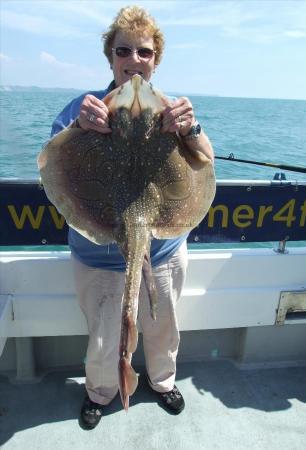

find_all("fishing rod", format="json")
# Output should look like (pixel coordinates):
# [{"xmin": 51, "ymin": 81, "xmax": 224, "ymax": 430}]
[{"xmin": 215, "ymin": 153, "xmax": 306, "ymax": 174}]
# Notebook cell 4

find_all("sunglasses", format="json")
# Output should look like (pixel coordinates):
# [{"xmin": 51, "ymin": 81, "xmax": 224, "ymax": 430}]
[{"xmin": 112, "ymin": 46, "xmax": 156, "ymax": 59}]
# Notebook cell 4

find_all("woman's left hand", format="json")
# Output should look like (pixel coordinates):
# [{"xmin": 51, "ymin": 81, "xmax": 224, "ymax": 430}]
[{"xmin": 161, "ymin": 97, "xmax": 196, "ymax": 137}]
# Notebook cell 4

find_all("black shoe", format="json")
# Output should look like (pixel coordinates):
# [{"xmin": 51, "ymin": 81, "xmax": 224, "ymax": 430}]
[
  {"xmin": 159, "ymin": 385, "xmax": 185, "ymax": 414},
  {"xmin": 80, "ymin": 395, "xmax": 103, "ymax": 429}
]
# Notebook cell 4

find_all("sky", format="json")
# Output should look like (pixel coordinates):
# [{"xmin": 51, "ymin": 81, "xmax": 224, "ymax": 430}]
[{"xmin": 1, "ymin": 0, "xmax": 306, "ymax": 99}]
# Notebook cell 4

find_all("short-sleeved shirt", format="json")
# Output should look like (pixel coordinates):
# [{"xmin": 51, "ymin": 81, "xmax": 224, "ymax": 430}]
[{"xmin": 51, "ymin": 81, "xmax": 188, "ymax": 271}]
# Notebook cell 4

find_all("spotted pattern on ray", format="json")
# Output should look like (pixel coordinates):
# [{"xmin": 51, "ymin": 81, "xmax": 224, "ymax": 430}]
[{"xmin": 38, "ymin": 75, "xmax": 216, "ymax": 411}]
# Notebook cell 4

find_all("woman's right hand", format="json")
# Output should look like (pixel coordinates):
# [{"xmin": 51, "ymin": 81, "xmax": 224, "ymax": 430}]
[{"xmin": 78, "ymin": 95, "xmax": 112, "ymax": 134}]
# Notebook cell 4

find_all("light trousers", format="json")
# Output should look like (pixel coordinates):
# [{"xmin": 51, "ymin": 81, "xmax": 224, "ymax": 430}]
[{"xmin": 72, "ymin": 241, "xmax": 188, "ymax": 405}]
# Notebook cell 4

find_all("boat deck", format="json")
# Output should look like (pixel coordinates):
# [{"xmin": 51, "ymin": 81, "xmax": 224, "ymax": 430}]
[{"xmin": 1, "ymin": 360, "xmax": 305, "ymax": 449}]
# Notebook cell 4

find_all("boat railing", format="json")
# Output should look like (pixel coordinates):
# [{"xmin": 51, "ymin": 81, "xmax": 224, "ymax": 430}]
[
  {"xmin": 0, "ymin": 178, "xmax": 305, "ymax": 246},
  {"xmin": 0, "ymin": 179, "xmax": 305, "ymax": 378}
]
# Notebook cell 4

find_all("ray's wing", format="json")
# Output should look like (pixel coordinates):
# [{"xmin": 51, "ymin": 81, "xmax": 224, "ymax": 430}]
[
  {"xmin": 38, "ymin": 127, "xmax": 120, "ymax": 245},
  {"xmin": 150, "ymin": 137, "xmax": 216, "ymax": 240}
]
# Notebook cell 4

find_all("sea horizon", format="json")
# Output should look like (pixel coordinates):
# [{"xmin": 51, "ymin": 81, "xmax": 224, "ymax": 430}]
[
  {"xmin": 0, "ymin": 88, "xmax": 305, "ymax": 181},
  {"xmin": 1, "ymin": 85, "xmax": 306, "ymax": 102}
]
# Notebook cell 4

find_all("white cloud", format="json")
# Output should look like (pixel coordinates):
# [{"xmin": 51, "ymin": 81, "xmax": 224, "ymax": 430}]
[
  {"xmin": 12, "ymin": 0, "xmax": 177, "ymax": 19},
  {"xmin": 284, "ymin": 30, "xmax": 306, "ymax": 39},
  {"xmin": 170, "ymin": 41, "xmax": 207, "ymax": 49},
  {"xmin": 160, "ymin": 2, "xmax": 259, "ymax": 27},
  {"xmin": 0, "ymin": 53, "xmax": 12, "ymax": 61},
  {"xmin": 40, "ymin": 51, "xmax": 74, "ymax": 70},
  {"xmin": 39, "ymin": 51, "xmax": 96, "ymax": 79},
  {"xmin": 38, "ymin": 1, "xmax": 112, "ymax": 25},
  {"xmin": 222, "ymin": 26, "xmax": 280, "ymax": 44},
  {"xmin": 2, "ymin": 1, "xmax": 306, "ymax": 45},
  {"xmin": 0, "ymin": 10, "xmax": 91, "ymax": 38},
  {"xmin": 160, "ymin": 1, "xmax": 306, "ymax": 45}
]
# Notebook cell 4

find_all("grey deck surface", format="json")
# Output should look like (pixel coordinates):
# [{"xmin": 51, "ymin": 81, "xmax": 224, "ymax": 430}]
[{"xmin": 0, "ymin": 360, "xmax": 305, "ymax": 450}]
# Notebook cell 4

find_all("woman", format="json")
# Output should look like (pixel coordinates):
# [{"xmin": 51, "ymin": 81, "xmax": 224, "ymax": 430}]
[{"xmin": 51, "ymin": 6, "xmax": 214, "ymax": 429}]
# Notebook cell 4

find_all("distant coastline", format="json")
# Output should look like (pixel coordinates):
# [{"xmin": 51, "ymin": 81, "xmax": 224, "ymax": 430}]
[
  {"xmin": 0, "ymin": 85, "xmax": 217, "ymax": 97},
  {"xmin": 1, "ymin": 85, "xmax": 305, "ymax": 101},
  {"xmin": 0, "ymin": 85, "xmax": 83, "ymax": 93}
]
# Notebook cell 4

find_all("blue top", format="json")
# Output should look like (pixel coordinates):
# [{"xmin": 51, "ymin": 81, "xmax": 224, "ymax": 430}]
[{"xmin": 51, "ymin": 81, "xmax": 188, "ymax": 271}]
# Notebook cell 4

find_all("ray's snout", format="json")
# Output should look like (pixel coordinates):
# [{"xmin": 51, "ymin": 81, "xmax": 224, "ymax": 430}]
[{"xmin": 103, "ymin": 75, "xmax": 167, "ymax": 118}]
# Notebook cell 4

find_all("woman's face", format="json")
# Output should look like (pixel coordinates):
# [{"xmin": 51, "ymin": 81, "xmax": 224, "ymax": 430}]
[{"xmin": 111, "ymin": 31, "xmax": 156, "ymax": 87}]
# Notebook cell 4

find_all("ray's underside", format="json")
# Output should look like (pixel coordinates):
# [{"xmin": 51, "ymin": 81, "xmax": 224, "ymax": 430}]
[{"xmin": 38, "ymin": 75, "xmax": 216, "ymax": 410}]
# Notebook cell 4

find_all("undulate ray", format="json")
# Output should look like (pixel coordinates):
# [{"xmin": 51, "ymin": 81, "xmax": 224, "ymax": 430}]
[{"xmin": 37, "ymin": 74, "xmax": 216, "ymax": 411}]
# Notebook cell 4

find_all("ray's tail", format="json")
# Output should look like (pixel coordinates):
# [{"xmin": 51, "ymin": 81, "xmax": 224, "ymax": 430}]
[
  {"xmin": 118, "ymin": 314, "xmax": 138, "ymax": 410},
  {"xmin": 118, "ymin": 226, "xmax": 151, "ymax": 411}
]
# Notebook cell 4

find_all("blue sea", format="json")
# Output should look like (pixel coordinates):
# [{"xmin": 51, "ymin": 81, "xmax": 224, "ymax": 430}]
[{"xmin": 0, "ymin": 88, "xmax": 305, "ymax": 181}]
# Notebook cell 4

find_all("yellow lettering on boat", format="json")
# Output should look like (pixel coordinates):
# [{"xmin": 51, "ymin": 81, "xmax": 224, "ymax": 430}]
[
  {"xmin": 48, "ymin": 206, "xmax": 66, "ymax": 229},
  {"xmin": 207, "ymin": 204, "xmax": 228, "ymax": 228},
  {"xmin": 273, "ymin": 199, "xmax": 296, "ymax": 227},
  {"xmin": 7, "ymin": 205, "xmax": 45, "ymax": 229},
  {"xmin": 232, "ymin": 205, "xmax": 254, "ymax": 228},
  {"xmin": 257, "ymin": 205, "xmax": 273, "ymax": 227},
  {"xmin": 300, "ymin": 200, "xmax": 306, "ymax": 227}
]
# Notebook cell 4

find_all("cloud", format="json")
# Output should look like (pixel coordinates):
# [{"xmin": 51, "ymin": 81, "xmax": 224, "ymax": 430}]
[
  {"xmin": 160, "ymin": 1, "xmax": 259, "ymax": 27},
  {"xmin": 284, "ymin": 30, "xmax": 306, "ymax": 39},
  {"xmin": 160, "ymin": 1, "xmax": 306, "ymax": 45},
  {"xmin": 40, "ymin": 51, "xmax": 96, "ymax": 78},
  {"xmin": 40, "ymin": 51, "xmax": 74, "ymax": 70},
  {"xmin": 25, "ymin": 0, "xmax": 177, "ymax": 20},
  {"xmin": 0, "ymin": 53, "xmax": 12, "ymax": 61},
  {"xmin": 2, "ymin": 0, "xmax": 306, "ymax": 57},
  {"xmin": 170, "ymin": 41, "xmax": 207, "ymax": 49},
  {"xmin": 2, "ymin": 1, "xmax": 306, "ymax": 45},
  {"xmin": 0, "ymin": 10, "xmax": 90, "ymax": 38},
  {"xmin": 222, "ymin": 26, "xmax": 280, "ymax": 44},
  {"xmin": 39, "ymin": 1, "xmax": 112, "ymax": 25}
]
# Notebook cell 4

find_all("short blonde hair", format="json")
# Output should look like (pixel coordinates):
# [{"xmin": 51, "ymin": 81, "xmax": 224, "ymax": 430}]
[{"xmin": 102, "ymin": 6, "xmax": 165, "ymax": 65}]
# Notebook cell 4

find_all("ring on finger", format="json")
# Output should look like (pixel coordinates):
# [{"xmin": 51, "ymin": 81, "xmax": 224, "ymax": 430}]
[{"xmin": 87, "ymin": 113, "xmax": 96, "ymax": 123}]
